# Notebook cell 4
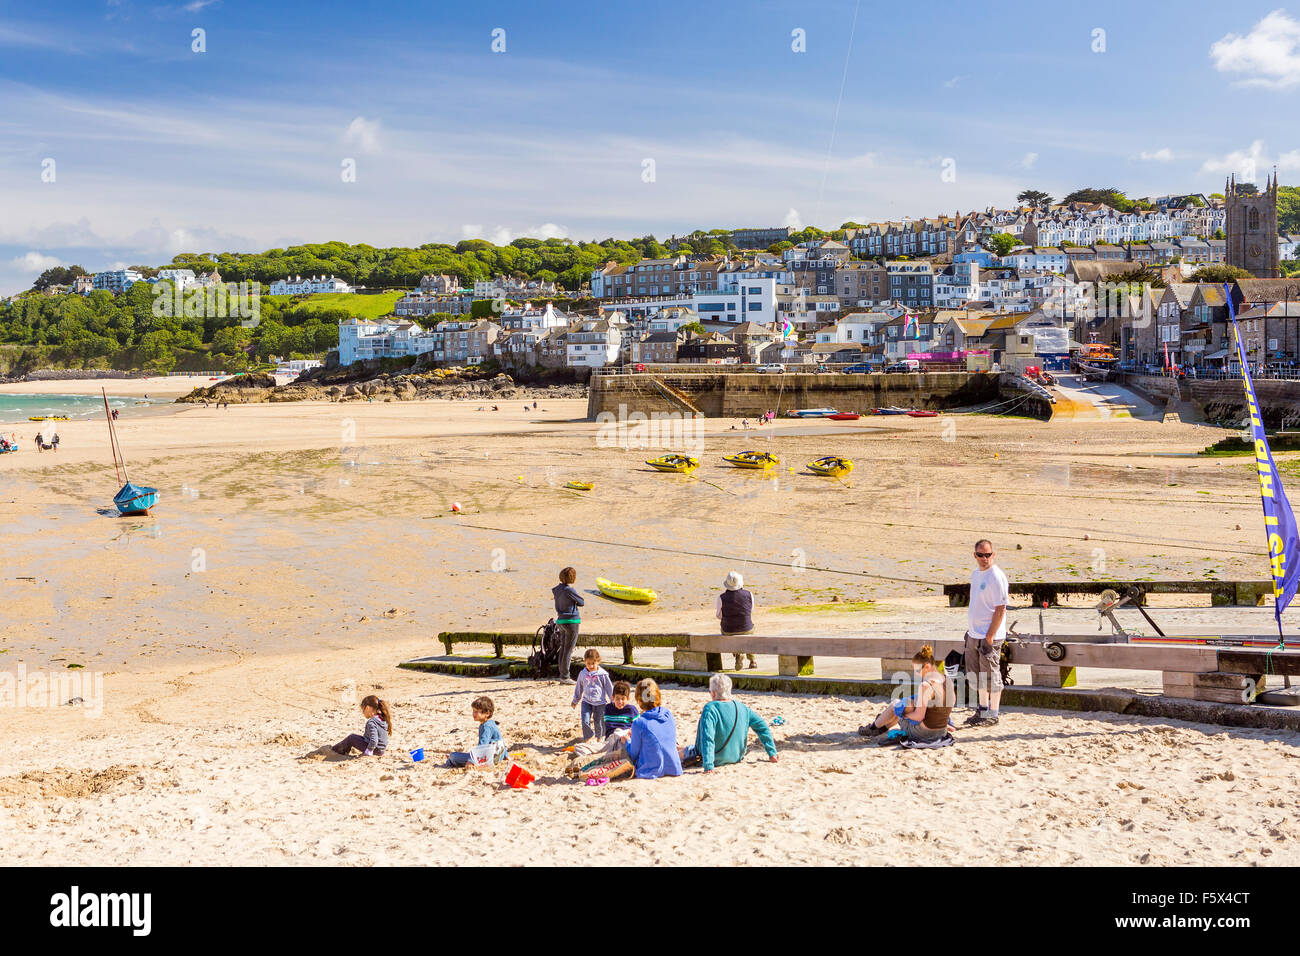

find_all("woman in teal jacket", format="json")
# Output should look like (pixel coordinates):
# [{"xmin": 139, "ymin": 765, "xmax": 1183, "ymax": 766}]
[{"xmin": 680, "ymin": 673, "xmax": 779, "ymax": 772}]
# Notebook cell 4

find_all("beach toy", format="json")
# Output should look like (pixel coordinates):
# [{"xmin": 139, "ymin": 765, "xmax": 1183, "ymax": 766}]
[
  {"xmin": 585, "ymin": 776, "xmax": 609, "ymax": 787},
  {"xmin": 510, "ymin": 751, "xmax": 526, "ymax": 760},
  {"xmin": 468, "ymin": 743, "xmax": 494, "ymax": 767},
  {"xmin": 451, "ymin": 501, "xmax": 462, "ymax": 512},
  {"xmin": 770, "ymin": 716, "xmax": 785, "ymax": 726},
  {"xmin": 504, "ymin": 764, "xmax": 535, "ymax": 789},
  {"xmin": 885, "ymin": 728, "xmax": 905, "ymax": 742},
  {"xmin": 410, "ymin": 747, "xmax": 425, "ymax": 762}
]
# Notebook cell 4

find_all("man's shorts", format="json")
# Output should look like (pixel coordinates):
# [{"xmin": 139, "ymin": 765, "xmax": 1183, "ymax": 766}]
[{"xmin": 964, "ymin": 633, "xmax": 1004, "ymax": 692}]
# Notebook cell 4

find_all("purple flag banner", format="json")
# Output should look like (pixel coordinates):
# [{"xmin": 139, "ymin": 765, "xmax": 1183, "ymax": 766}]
[{"xmin": 1226, "ymin": 283, "xmax": 1300, "ymax": 632}]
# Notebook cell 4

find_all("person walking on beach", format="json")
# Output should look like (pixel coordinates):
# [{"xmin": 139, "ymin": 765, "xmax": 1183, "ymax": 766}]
[
  {"xmin": 552, "ymin": 566, "xmax": 584, "ymax": 682},
  {"xmin": 717, "ymin": 571, "xmax": 756, "ymax": 670},
  {"xmin": 964, "ymin": 539, "xmax": 1009, "ymax": 727}
]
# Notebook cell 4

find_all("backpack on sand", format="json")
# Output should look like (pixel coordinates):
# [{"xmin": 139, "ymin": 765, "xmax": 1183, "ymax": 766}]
[{"xmin": 530, "ymin": 618, "xmax": 564, "ymax": 671}]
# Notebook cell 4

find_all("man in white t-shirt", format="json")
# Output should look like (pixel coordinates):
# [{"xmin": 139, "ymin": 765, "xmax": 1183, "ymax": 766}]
[{"xmin": 963, "ymin": 538, "xmax": 1009, "ymax": 726}]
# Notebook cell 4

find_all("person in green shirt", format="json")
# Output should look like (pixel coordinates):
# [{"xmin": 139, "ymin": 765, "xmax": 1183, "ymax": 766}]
[{"xmin": 679, "ymin": 673, "xmax": 779, "ymax": 773}]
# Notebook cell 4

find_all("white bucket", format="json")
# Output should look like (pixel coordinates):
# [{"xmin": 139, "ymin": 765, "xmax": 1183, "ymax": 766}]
[{"xmin": 468, "ymin": 744, "xmax": 494, "ymax": 767}]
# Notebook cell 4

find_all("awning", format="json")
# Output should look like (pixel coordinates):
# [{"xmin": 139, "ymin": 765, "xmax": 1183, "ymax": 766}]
[{"xmin": 1204, "ymin": 348, "xmax": 1229, "ymax": 360}]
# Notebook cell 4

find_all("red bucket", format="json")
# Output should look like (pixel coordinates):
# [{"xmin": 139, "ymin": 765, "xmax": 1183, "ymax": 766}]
[{"xmin": 505, "ymin": 764, "xmax": 534, "ymax": 789}]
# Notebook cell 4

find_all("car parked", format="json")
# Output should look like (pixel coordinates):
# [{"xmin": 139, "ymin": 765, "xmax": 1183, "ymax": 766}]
[
  {"xmin": 756, "ymin": 363, "xmax": 785, "ymax": 374},
  {"xmin": 842, "ymin": 363, "xmax": 874, "ymax": 374}
]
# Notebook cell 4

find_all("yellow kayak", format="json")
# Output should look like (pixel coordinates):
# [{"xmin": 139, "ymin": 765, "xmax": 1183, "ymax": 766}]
[
  {"xmin": 564, "ymin": 481, "xmax": 594, "ymax": 491},
  {"xmin": 29, "ymin": 416, "xmax": 70, "ymax": 422},
  {"xmin": 596, "ymin": 577, "xmax": 657, "ymax": 603},
  {"xmin": 723, "ymin": 450, "xmax": 779, "ymax": 469},
  {"xmin": 807, "ymin": 456, "xmax": 854, "ymax": 477},
  {"xmin": 646, "ymin": 454, "xmax": 699, "ymax": 474}
]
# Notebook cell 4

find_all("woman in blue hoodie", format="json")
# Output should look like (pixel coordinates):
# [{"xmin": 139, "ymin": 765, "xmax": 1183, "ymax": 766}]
[{"xmin": 624, "ymin": 679, "xmax": 683, "ymax": 780}]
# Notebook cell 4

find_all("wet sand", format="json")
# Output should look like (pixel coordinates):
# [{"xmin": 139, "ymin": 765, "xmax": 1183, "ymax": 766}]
[{"xmin": 2, "ymin": 392, "xmax": 1298, "ymax": 865}]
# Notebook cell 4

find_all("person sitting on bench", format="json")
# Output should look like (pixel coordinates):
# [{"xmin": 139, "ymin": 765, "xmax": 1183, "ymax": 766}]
[{"xmin": 858, "ymin": 645, "xmax": 954, "ymax": 742}]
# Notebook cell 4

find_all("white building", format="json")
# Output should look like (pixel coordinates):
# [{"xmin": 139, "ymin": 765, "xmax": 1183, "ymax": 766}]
[
  {"xmin": 337, "ymin": 318, "xmax": 498, "ymax": 366},
  {"xmin": 601, "ymin": 277, "xmax": 780, "ymax": 327},
  {"xmin": 269, "ymin": 274, "xmax": 353, "ymax": 295},
  {"xmin": 155, "ymin": 268, "xmax": 197, "ymax": 290},
  {"xmin": 498, "ymin": 301, "xmax": 571, "ymax": 332},
  {"xmin": 274, "ymin": 359, "xmax": 323, "ymax": 376},
  {"xmin": 999, "ymin": 247, "xmax": 1068, "ymax": 274},
  {"xmin": 92, "ymin": 269, "xmax": 143, "ymax": 293},
  {"xmin": 564, "ymin": 317, "xmax": 622, "ymax": 368}
]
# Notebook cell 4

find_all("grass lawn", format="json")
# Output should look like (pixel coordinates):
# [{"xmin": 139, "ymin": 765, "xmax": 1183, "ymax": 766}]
[{"xmin": 265, "ymin": 291, "xmax": 404, "ymax": 319}]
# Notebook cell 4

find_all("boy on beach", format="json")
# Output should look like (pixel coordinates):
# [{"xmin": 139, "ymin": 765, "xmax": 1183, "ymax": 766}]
[
  {"xmin": 602, "ymin": 681, "xmax": 639, "ymax": 739},
  {"xmin": 552, "ymin": 567, "xmax": 584, "ymax": 682},
  {"xmin": 565, "ymin": 680, "xmax": 637, "ymax": 776},
  {"xmin": 446, "ymin": 696, "xmax": 504, "ymax": 767},
  {"xmin": 571, "ymin": 649, "xmax": 615, "ymax": 740}
]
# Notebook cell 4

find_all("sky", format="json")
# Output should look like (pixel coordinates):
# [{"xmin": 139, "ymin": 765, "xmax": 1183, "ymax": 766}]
[{"xmin": 1, "ymin": 0, "xmax": 1299, "ymax": 293}]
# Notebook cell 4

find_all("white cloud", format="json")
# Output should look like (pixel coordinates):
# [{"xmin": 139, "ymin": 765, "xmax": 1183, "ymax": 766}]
[
  {"xmin": 1279, "ymin": 149, "xmax": 1300, "ymax": 169},
  {"xmin": 342, "ymin": 116, "xmax": 381, "ymax": 155},
  {"xmin": 1137, "ymin": 148, "xmax": 1173, "ymax": 161},
  {"xmin": 183, "ymin": 0, "xmax": 220, "ymax": 11},
  {"xmin": 11, "ymin": 251, "xmax": 63, "ymax": 273},
  {"xmin": 459, "ymin": 223, "xmax": 571, "ymax": 245},
  {"xmin": 1210, "ymin": 9, "xmax": 1300, "ymax": 89},
  {"xmin": 1018, "ymin": 152, "xmax": 1038, "ymax": 170},
  {"xmin": 1201, "ymin": 139, "xmax": 1267, "ymax": 180},
  {"xmin": 942, "ymin": 76, "xmax": 962, "ymax": 89},
  {"xmin": 782, "ymin": 208, "xmax": 803, "ymax": 229}
]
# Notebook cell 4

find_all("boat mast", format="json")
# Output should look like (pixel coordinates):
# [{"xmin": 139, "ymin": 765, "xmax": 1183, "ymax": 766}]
[{"xmin": 101, "ymin": 388, "xmax": 128, "ymax": 484}]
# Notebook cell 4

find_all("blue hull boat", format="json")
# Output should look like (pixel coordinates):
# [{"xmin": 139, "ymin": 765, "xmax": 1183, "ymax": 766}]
[
  {"xmin": 102, "ymin": 388, "xmax": 158, "ymax": 517},
  {"xmin": 114, "ymin": 481, "xmax": 159, "ymax": 516}
]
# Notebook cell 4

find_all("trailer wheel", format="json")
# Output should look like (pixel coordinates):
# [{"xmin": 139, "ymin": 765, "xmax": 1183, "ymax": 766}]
[{"xmin": 1045, "ymin": 642, "xmax": 1066, "ymax": 662}]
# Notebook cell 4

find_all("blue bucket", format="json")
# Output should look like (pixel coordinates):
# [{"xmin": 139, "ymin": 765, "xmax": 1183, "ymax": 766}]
[{"xmin": 410, "ymin": 748, "xmax": 425, "ymax": 762}]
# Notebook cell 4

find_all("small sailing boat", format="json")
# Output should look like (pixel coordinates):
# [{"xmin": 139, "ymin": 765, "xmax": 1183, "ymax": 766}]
[{"xmin": 102, "ymin": 389, "xmax": 158, "ymax": 516}]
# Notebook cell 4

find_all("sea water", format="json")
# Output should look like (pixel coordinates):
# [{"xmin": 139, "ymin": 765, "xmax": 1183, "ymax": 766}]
[{"xmin": 0, "ymin": 393, "xmax": 155, "ymax": 424}]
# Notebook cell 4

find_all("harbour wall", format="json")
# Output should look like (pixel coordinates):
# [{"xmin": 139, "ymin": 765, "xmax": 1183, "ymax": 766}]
[
  {"xmin": 586, "ymin": 371, "xmax": 1005, "ymax": 419},
  {"xmin": 1119, "ymin": 373, "xmax": 1300, "ymax": 425}
]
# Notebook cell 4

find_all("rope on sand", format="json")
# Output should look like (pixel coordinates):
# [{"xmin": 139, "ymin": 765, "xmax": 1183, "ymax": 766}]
[{"xmin": 450, "ymin": 521, "xmax": 934, "ymax": 585}]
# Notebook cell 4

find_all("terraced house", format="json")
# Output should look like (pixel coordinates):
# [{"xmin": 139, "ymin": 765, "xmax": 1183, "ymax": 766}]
[{"xmin": 847, "ymin": 217, "xmax": 958, "ymax": 259}]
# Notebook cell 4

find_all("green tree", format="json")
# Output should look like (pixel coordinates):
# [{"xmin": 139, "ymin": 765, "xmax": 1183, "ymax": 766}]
[
  {"xmin": 1016, "ymin": 189, "xmax": 1052, "ymax": 207},
  {"xmin": 1188, "ymin": 264, "xmax": 1253, "ymax": 283},
  {"xmin": 1277, "ymin": 185, "xmax": 1300, "ymax": 234},
  {"xmin": 984, "ymin": 233, "xmax": 1021, "ymax": 257},
  {"xmin": 1062, "ymin": 187, "xmax": 1133, "ymax": 211}
]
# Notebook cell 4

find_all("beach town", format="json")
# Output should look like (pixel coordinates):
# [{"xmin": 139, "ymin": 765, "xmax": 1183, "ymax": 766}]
[{"xmin": 6, "ymin": 3, "xmax": 1300, "ymax": 904}]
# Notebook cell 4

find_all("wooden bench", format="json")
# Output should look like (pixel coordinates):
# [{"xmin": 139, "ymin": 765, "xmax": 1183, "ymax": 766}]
[
  {"xmin": 676, "ymin": 633, "xmax": 1282, "ymax": 704},
  {"xmin": 436, "ymin": 631, "xmax": 690, "ymax": 665},
  {"xmin": 943, "ymin": 579, "xmax": 1272, "ymax": 608}
]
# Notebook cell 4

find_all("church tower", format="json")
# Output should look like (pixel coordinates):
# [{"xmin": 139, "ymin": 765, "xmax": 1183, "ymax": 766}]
[{"xmin": 1226, "ymin": 172, "xmax": 1280, "ymax": 278}]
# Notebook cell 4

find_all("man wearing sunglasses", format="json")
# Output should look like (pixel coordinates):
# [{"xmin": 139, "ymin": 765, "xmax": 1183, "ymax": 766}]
[{"xmin": 964, "ymin": 539, "xmax": 1008, "ymax": 726}]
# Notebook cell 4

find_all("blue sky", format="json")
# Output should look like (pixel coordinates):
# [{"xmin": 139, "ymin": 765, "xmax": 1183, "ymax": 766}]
[{"xmin": 1, "ymin": 0, "xmax": 1298, "ymax": 293}]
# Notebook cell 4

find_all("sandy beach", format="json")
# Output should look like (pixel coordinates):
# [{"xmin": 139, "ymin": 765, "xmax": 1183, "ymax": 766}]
[{"xmin": 3, "ymin": 376, "xmax": 1299, "ymax": 865}]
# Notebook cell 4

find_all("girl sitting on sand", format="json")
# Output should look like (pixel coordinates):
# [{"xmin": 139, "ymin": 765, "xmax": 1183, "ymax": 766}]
[
  {"xmin": 333, "ymin": 695, "xmax": 392, "ymax": 756},
  {"xmin": 858, "ymin": 645, "xmax": 954, "ymax": 744}
]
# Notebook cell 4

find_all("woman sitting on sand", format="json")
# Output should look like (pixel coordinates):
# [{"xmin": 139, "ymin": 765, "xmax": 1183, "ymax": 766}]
[
  {"xmin": 858, "ymin": 645, "xmax": 954, "ymax": 743},
  {"xmin": 624, "ymin": 679, "xmax": 682, "ymax": 780}
]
